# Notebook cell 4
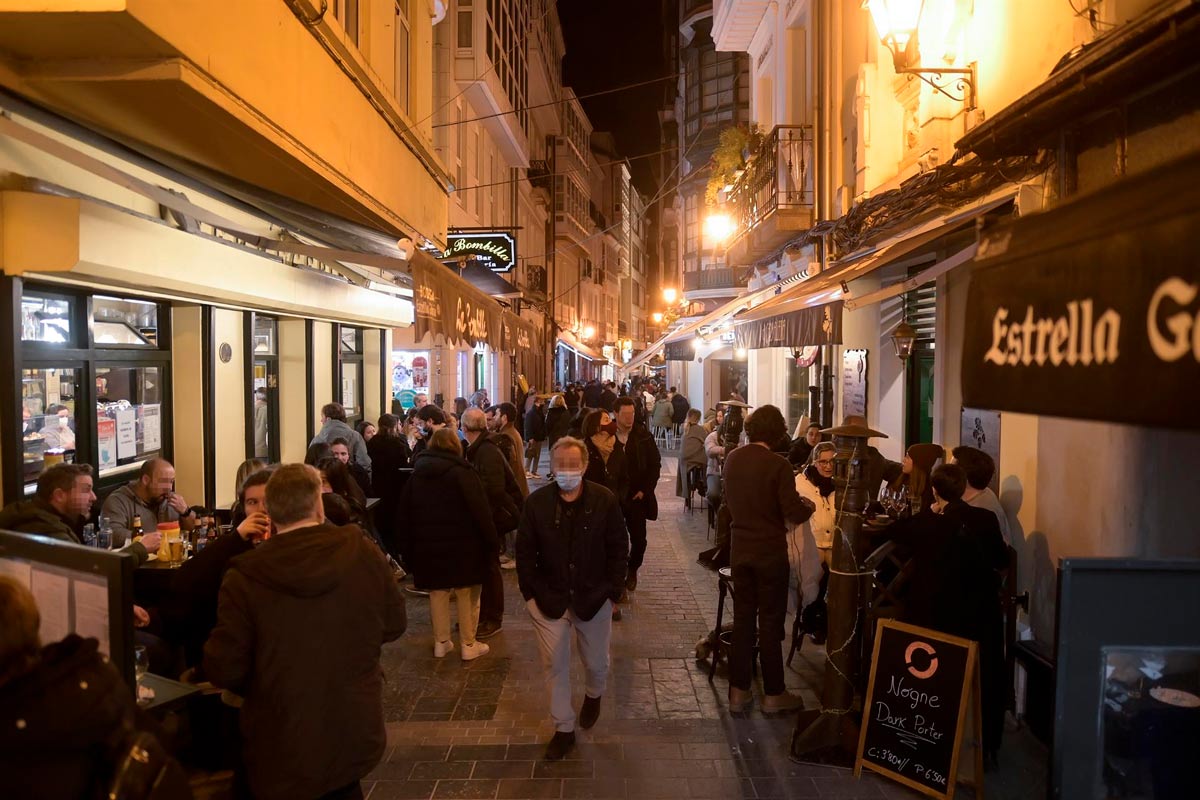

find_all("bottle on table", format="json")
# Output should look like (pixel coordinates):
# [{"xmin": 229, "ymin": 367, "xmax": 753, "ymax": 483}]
[
  {"xmin": 131, "ymin": 515, "xmax": 144, "ymax": 541},
  {"xmin": 97, "ymin": 516, "xmax": 113, "ymax": 550}
]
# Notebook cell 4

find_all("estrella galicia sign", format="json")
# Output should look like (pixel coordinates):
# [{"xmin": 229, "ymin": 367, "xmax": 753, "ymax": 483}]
[{"xmin": 443, "ymin": 232, "xmax": 517, "ymax": 274}]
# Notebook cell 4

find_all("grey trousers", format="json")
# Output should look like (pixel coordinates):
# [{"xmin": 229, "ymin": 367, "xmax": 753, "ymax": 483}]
[{"xmin": 527, "ymin": 598, "xmax": 613, "ymax": 732}]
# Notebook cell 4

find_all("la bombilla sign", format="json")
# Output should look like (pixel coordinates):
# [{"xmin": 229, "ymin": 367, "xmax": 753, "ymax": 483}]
[{"xmin": 443, "ymin": 232, "xmax": 517, "ymax": 274}]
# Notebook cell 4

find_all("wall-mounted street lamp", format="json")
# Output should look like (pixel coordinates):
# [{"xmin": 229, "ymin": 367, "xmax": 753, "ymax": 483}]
[
  {"xmin": 652, "ymin": 312, "xmax": 665, "ymax": 325},
  {"xmin": 890, "ymin": 318, "xmax": 918, "ymax": 362},
  {"xmin": 864, "ymin": 0, "xmax": 977, "ymax": 110},
  {"xmin": 662, "ymin": 287, "xmax": 679, "ymax": 305},
  {"xmin": 582, "ymin": 325, "xmax": 596, "ymax": 341},
  {"xmin": 703, "ymin": 212, "xmax": 736, "ymax": 245}
]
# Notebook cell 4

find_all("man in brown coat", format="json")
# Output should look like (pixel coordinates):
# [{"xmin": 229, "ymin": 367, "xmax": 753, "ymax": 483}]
[
  {"xmin": 204, "ymin": 464, "xmax": 406, "ymax": 800},
  {"xmin": 488, "ymin": 402, "xmax": 530, "ymax": 497}
]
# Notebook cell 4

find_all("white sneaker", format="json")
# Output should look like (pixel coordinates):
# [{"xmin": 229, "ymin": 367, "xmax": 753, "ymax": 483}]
[
  {"xmin": 433, "ymin": 640, "xmax": 455, "ymax": 658},
  {"xmin": 461, "ymin": 641, "xmax": 490, "ymax": 661}
]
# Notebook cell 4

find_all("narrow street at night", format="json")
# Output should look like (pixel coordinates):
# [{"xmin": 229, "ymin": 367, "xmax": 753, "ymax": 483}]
[{"xmin": 361, "ymin": 451, "xmax": 1046, "ymax": 800}]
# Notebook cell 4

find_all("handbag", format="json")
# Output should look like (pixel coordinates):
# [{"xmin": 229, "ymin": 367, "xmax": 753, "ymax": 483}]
[{"xmin": 106, "ymin": 727, "xmax": 192, "ymax": 800}]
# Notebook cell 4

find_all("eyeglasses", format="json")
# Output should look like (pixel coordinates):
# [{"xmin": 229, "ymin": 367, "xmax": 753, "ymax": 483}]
[{"xmin": 815, "ymin": 458, "xmax": 836, "ymax": 467}]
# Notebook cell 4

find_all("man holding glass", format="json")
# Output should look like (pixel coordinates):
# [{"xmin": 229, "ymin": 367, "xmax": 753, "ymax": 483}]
[{"xmin": 100, "ymin": 457, "xmax": 195, "ymax": 546}]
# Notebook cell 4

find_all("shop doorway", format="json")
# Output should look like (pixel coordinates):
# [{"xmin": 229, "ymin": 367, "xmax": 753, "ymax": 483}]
[{"xmin": 902, "ymin": 282, "xmax": 936, "ymax": 448}]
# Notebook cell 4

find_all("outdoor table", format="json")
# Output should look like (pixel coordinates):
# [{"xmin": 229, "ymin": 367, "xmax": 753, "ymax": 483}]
[{"xmin": 134, "ymin": 557, "xmax": 177, "ymax": 609}]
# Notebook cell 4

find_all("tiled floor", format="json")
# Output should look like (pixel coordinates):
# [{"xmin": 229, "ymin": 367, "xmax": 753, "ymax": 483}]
[{"xmin": 368, "ymin": 449, "xmax": 1047, "ymax": 799}]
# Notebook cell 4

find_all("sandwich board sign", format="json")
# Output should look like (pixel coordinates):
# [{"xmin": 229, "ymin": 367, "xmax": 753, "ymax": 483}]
[{"xmin": 855, "ymin": 619, "xmax": 983, "ymax": 799}]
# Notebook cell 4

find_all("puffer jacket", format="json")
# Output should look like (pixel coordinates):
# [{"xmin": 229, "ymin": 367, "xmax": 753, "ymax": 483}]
[{"xmin": 400, "ymin": 449, "xmax": 500, "ymax": 589}]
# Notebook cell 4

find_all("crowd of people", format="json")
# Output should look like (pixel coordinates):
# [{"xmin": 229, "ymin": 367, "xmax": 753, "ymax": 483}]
[{"xmin": 0, "ymin": 375, "xmax": 1017, "ymax": 796}]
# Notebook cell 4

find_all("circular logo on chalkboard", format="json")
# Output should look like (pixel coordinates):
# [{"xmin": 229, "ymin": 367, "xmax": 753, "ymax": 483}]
[{"xmin": 905, "ymin": 641, "xmax": 939, "ymax": 679}]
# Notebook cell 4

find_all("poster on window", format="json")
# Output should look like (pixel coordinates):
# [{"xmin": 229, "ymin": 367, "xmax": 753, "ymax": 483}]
[
  {"xmin": 392, "ymin": 350, "xmax": 430, "ymax": 395},
  {"xmin": 142, "ymin": 404, "xmax": 161, "ymax": 452},
  {"xmin": 115, "ymin": 407, "xmax": 136, "ymax": 460},
  {"xmin": 97, "ymin": 417, "xmax": 117, "ymax": 470},
  {"xmin": 842, "ymin": 349, "xmax": 869, "ymax": 420}
]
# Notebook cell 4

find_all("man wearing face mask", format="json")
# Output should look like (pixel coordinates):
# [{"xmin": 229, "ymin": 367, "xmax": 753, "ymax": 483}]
[{"xmin": 516, "ymin": 437, "xmax": 629, "ymax": 761}]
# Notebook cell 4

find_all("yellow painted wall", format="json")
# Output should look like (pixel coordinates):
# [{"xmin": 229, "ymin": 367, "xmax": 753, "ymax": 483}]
[
  {"xmin": 211, "ymin": 308, "xmax": 246, "ymax": 508},
  {"xmin": 363, "ymin": 328, "xmax": 382, "ymax": 425},
  {"xmin": 310, "ymin": 321, "xmax": 334, "ymax": 434},
  {"xmin": 170, "ymin": 305, "xmax": 205, "ymax": 505},
  {"xmin": 278, "ymin": 318, "xmax": 308, "ymax": 464}
]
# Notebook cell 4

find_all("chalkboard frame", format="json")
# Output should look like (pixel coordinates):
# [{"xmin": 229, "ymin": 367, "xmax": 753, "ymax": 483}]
[{"xmin": 855, "ymin": 619, "xmax": 983, "ymax": 799}]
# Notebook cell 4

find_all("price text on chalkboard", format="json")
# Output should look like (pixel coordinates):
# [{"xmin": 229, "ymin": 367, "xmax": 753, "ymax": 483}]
[{"xmin": 855, "ymin": 620, "xmax": 981, "ymax": 799}]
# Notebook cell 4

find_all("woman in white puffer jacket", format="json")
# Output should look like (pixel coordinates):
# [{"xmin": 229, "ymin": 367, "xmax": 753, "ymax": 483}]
[{"xmin": 786, "ymin": 442, "xmax": 838, "ymax": 616}]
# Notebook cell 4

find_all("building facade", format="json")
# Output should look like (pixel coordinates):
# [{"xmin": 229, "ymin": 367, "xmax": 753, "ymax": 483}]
[
  {"xmin": 694, "ymin": 0, "xmax": 1200, "ymax": 655},
  {"xmin": 0, "ymin": 0, "xmax": 452, "ymax": 507}
]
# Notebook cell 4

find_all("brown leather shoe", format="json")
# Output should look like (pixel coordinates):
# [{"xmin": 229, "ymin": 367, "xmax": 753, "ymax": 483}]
[
  {"xmin": 728, "ymin": 686, "xmax": 753, "ymax": 712},
  {"xmin": 761, "ymin": 691, "xmax": 804, "ymax": 713}
]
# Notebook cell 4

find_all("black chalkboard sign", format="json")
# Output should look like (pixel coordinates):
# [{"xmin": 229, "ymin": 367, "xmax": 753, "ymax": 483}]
[{"xmin": 855, "ymin": 620, "xmax": 982, "ymax": 799}]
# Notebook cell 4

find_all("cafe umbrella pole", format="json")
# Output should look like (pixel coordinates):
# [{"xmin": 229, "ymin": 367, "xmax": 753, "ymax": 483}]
[{"xmin": 791, "ymin": 422, "xmax": 887, "ymax": 766}]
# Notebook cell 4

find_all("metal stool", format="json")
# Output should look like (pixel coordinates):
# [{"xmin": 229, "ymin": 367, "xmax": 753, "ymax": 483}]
[{"xmin": 707, "ymin": 567, "xmax": 734, "ymax": 683}]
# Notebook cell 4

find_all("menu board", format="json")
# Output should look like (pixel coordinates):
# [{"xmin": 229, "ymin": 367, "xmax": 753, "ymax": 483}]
[{"xmin": 855, "ymin": 620, "xmax": 980, "ymax": 799}]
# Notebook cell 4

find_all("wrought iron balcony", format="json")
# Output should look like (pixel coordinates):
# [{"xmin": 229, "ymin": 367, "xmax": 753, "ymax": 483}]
[
  {"xmin": 727, "ymin": 125, "xmax": 815, "ymax": 263},
  {"xmin": 527, "ymin": 160, "xmax": 552, "ymax": 193},
  {"xmin": 683, "ymin": 266, "xmax": 751, "ymax": 294}
]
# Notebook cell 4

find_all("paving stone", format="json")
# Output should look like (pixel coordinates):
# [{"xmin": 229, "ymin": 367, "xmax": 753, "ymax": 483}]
[
  {"xmin": 430, "ymin": 779, "xmax": 500, "ymax": 799},
  {"xmin": 560, "ymin": 777, "xmax": 627, "ymax": 798},
  {"xmin": 531, "ymin": 759, "xmax": 594, "ymax": 779},
  {"xmin": 368, "ymin": 779, "xmax": 438, "ymax": 799},
  {"xmin": 409, "ymin": 761, "xmax": 474, "ymax": 780},
  {"xmin": 495, "ymin": 778, "xmax": 562, "ymax": 798},
  {"xmin": 471, "ymin": 760, "xmax": 534, "ymax": 779}
]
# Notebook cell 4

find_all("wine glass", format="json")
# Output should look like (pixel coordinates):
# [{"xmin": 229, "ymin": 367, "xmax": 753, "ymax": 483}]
[{"xmin": 134, "ymin": 645, "xmax": 149, "ymax": 688}]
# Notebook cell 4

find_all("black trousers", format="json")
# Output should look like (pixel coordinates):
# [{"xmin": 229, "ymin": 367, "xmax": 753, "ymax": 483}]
[
  {"xmin": 729, "ymin": 552, "xmax": 790, "ymax": 696},
  {"xmin": 479, "ymin": 538, "xmax": 507, "ymax": 626},
  {"xmin": 623, "ymin": 505, "xmax": 648, "ymax": 575}
]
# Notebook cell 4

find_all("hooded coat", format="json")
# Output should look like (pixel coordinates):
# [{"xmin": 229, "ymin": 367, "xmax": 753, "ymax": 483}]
[
  {"xmin": 203, "ymin": 524, "xmax": 406, "ymax": 800},
  {"xmin": 0, "ymin": 635, "xmax": 189, "ymax": 800},
  {"xmin": 399, "ymin": 449, "xmax": 500, "ymax": 589}
]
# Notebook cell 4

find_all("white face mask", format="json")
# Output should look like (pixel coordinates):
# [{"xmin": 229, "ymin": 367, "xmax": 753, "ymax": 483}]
[{"xmin": 554, "ymin": 470, "xmax": 583, "ymax": 493}]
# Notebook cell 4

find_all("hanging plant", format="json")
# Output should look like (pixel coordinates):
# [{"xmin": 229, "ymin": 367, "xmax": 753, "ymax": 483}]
[{"xmin": 705, "ymin": 124, "xmax": 763, "ymax": 206}]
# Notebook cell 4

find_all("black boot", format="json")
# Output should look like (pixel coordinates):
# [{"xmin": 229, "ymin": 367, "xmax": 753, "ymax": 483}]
[
  {"xmin": 579, "ymin": 695, "xmax": 602, "ymax": 729},
  {"xmin": 544, "ymin": 730, "xmax": 576, "ymax": 761}
]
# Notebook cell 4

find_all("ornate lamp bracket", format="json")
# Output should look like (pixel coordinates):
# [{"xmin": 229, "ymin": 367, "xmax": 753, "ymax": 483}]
[{"xmin": 898, "ymin": 62, "xmax": 977, "ymax": 110}]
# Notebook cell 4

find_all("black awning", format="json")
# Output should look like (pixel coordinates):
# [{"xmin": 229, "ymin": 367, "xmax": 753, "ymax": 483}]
[
  {"xmin": 735, "ymin": 301, "xmax": 843, "ymax": 350},
  {"xmin": 961, "ymin": 149, "xmax": 1200, "ymax": 430},
  {"xmin": 447, "ymin": 260, "xmax": 522, "ymax": 298},
  {"xmin": 664, "ymin": 339, "xmax": 695, "ymax": 362}
]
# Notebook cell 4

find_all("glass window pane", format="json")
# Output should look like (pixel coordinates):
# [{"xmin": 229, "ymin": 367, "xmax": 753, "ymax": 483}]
[
  {"xmin": 93, "ymin": 296, "xmax": 159, "ymax": 346},
  {"xmin": 253, "ymin": 316, "xmax": 277, "ymax": 355},
  {"xmin": 341, "ymin": 362, "xmax": 361, "ymax": 417},
  {"xmin": 21, "ymin": 292, "xmax": 72, "ymax": 344},
  {"xmin": 96, "ymin": 366, "xmax": 164, "ymax": 474},
  {"xmin": 253, "ymin": 361, "xmax": 276, "ymax": 461},
  {"xmin": 340, "ymin": 327, "xmax": 361, "ymax": 354},
  {"xmin": 21, "ymin": 368, "xmax": 80, "ymax": 487}
]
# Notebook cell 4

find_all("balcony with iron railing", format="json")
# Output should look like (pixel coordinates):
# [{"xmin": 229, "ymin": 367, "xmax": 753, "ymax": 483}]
[
  {"xmin": 682, "ymin": 265, "xmax": 752, "ymax": 294},
  {"xmin": 726, "ymin": 125, "xmax": 815, "ymax": 264}
]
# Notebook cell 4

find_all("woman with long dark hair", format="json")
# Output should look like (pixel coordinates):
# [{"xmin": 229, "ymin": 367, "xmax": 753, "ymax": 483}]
[{"xmin": 367, "ymin": 414, "xmax": 411, "ymax": 556}]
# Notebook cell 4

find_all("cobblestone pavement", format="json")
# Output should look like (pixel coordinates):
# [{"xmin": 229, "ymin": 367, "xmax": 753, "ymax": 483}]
[{"xmin": 368, "ymin": 448, "xmax": 1046, "ymax": 799}]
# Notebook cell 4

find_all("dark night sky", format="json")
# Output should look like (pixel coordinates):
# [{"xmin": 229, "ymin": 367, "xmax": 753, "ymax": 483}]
[{"xmin": 557, "ymin": 0, "xmax": 668, "ymax": 196}]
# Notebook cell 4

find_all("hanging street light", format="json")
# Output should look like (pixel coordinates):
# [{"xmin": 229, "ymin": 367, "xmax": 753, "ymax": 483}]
[
  {"xmin": 703, "ymin": 212, "xmax": 736, "ymax": 246},
  {"xmin": 890, "ymin": 319, "xmax": 918, "ymax": 361},
  {"xmin": 863, "ymin": 0, "xmax": 977, "ymax": 109}
]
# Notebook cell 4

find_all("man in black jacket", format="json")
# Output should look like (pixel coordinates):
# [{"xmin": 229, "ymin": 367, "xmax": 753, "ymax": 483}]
[
  {"xmin": 516, "ymin": 437, "xmax": 629, "ymax": 761},
  {"xmin": 614, "ymin": 397, "xmax": 661, "ymax": 593},
  {"xmin": 463, "ymin": 408, "xmax": 522, "ymax": 639}
]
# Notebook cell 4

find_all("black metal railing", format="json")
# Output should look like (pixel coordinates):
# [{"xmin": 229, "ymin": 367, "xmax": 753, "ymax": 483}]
[
  {"xmin": 683, "ymin": 266, "xmax": 752, "ymax": 292},
  {"xmin": 728, "ymin": 125, "xmax": 814, "ymax": 240},
  {"xmin": 527, "ymin": 160, "xmax": 552, "ymax": 192}
]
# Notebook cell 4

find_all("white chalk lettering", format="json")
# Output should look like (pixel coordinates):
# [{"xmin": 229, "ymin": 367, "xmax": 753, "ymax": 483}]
[{"xmin": 888, "ymin": 675, "xmax": 940, "ymax": 710}]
